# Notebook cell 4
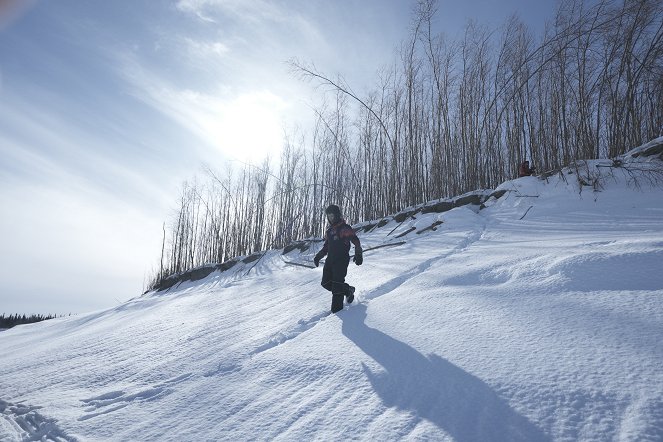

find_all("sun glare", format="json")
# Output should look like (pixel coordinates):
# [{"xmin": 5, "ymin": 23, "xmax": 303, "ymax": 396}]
[{"xmin": 208, "ymin": 91, "xmax": 286, "ymax": 163}]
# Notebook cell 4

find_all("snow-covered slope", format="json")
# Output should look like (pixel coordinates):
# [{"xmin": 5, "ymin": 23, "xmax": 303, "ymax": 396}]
[{"xmin": 1, "ymin": 152, "xmax": 663, "ymax": 441}]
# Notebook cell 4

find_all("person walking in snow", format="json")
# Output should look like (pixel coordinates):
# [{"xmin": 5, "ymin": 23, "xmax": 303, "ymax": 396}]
[
  {"xmin": 313, "ymin": 204, "xmax": 363, "ymax": 313},
  {"xmin": 519, "ymin": 160, "xmax": 536, "ymax": 177}
]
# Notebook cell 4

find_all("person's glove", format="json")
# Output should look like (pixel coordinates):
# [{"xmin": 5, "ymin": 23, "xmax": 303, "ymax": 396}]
[
  {"xmin": 353, "ymin": 247, "xmax": 363, "ymax": 266},
  {"xmin": 314, "ymin": 251, "xmax": 324, "ymax": 267}
]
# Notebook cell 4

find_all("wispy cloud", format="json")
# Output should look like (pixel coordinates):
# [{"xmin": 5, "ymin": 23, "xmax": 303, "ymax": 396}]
[
  {"xmin": 117, "ymin": 50, "xmax": 289, "ymax": 163},
  {"xmin": 175, "ymin": 0, "xmax": 326, "ymax": 54},
  {"xmin": 183, "ymin": 37, "xmax": 230, "ymax": 59},
  {"xmin": 0, "ymin": 180, "xmax": 162, "ymax": 313},
  {"xmin": 110, "ymin": 0, "xmax": 330, "ymax": 164},
  {"xmin": 0, "ymin": 92, "xmax": 174, "ymax": 210},
  {"xmin": 175, "ymin": 0, "xmax": 219, "ymax": 23},
  {"xmin": 0, "ymin": 94, "xmax": 171, "ymax": 313},
  {"xmin": 176, "ymin": 0, "xmax": 290, "ymax": 25}
]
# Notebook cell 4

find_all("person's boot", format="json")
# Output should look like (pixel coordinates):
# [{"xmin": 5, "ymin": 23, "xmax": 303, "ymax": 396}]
[
  {"xmin": 331, "ymin": 293, "xmax": 344, "ymax": 313},
  {"xmin": 346, "ymin": 286, "xmax": 355, "ymax": 304}
]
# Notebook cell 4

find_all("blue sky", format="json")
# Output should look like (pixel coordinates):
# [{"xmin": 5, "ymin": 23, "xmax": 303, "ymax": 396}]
[{"xmin": 0, "ymin": 0, "xmax": 557, "ymax": 314}]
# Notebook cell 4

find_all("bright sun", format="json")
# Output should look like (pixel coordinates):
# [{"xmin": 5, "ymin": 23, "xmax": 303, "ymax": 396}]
[{"xmin": 207, "ymin": 91, "xmax": 286, "ymax": 163}]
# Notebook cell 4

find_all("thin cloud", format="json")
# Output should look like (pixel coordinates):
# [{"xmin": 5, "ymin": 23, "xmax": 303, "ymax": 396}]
[
  {"xmin": 176, "ymin": 0, "xmax": 289, "ymax": 25},
  {"xmin": 0, "ymin": 181, "xmax": 162, "ymax": 314},
  {"xmin": 175, "ymin": 0, "xmax": 325, "ymax": 50},
  {"xmin": 175, "ymin": 0, "xmax": 218, "ymax": 23},
  {"xmin": 114, "ymin": 1, "xmax": 329, "ymax": 164},
  {"xmin": 183, "ymin": 37, "xmax": 230, "ymax": 59},
  {"xmin": 0, "ymin": 97, "xmax": 171, "ymax": 314},
  {"xmin": 118, "ymin": 51, "xmax": 289, "ymax": 163},
  {"xmin": 0, "ymin": 92, "xmax": 174, "ymax": 211}
]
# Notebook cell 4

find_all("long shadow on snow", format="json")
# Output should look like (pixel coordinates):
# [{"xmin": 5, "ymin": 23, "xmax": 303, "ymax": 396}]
[{"xmin": 341, "ymin": 304, "xmax": 549, "ymax": 442}]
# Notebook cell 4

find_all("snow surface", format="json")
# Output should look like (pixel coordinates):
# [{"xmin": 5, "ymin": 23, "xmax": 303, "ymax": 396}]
[{"xmin": 1, "ymin": 158, "xmax": 663, "ymax": 441}]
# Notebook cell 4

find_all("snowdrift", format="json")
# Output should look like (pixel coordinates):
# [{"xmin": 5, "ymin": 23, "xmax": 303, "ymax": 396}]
[{"xmin": 1, "ymin": 141, "xmax": 663, "ymax": 441}]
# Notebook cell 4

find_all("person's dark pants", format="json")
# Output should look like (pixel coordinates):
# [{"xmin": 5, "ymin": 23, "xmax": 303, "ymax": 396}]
[{"xmin": 321, "ymin": 257, "xmax": 351, "ymax": 313}]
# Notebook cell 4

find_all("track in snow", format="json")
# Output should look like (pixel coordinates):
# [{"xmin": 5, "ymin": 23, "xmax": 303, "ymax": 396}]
[
  {"xmin": 0, "ymin": 399, "xmax": 73, "ymax": 442},
  {"xmin": 250, "ymin": 221, "xmax": 487, "ymax": 356}
]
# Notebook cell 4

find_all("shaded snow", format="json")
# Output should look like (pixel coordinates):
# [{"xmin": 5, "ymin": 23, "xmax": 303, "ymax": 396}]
[{"xmin": 1, "ymin": 157, "xmax": 663, "ymax": 441}]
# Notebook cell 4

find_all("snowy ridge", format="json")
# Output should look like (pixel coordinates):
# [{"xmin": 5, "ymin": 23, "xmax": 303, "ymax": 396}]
[{"xmin": 1, "ymin": 149, "xmax": 663, "ymax": 441}]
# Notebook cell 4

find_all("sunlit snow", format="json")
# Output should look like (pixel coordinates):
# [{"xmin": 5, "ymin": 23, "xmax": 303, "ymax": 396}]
[{"xmin": 1, "ymin": 145, "xmax": 662, "ymax": 441}]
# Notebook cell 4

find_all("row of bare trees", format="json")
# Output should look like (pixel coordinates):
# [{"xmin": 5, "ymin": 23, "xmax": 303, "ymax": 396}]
[{"xmin": 148, "ymin": 0, "xmax": 663, "ymax": 286}]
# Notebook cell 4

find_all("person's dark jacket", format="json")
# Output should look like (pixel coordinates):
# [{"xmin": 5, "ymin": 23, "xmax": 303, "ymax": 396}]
[
  {"xmin": 519, "ymin": 161, "xmax": 536, "ymax": 177},
  {"xmin": 316, "ymin": 219, "xmax": 361, "ymax": 263}
]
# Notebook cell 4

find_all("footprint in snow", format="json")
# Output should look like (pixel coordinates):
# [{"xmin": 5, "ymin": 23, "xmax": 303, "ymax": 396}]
[{"xmin": 78, "ymin": 373, "xmax": 193, "ymax": 421}]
